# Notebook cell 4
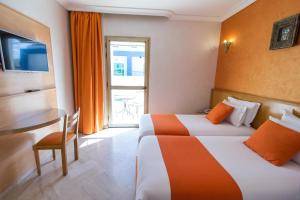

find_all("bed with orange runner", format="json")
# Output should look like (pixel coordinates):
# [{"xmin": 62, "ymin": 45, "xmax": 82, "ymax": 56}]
[
  {"xmin": 138, "ymin": 114, "xmax": 254, "ymax": 142},
  {"xmin": 136, "ymin": 136, "xmax": 300, "ymax": 200}
]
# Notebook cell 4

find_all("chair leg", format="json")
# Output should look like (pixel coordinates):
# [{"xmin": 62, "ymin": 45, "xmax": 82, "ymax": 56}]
[
  {"xmin": 33, "ymin": 147, "xmax": 41, "ymax": 176},
  {"xmin": 74, "ymin": 138, "xmax": 79, "ymax": 160},
  {"xmin": 61, "ymin": 147, "xmax": 68, "ymax": 176},
  {"xmin": 52, "ymin": 149, "xmax": 56, "ymax": 160}
]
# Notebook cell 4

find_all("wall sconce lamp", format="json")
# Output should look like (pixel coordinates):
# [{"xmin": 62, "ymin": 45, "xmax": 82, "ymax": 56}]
[{"xmin": 223, "ymin": 40, "xmax": 232, "ymax": 53}]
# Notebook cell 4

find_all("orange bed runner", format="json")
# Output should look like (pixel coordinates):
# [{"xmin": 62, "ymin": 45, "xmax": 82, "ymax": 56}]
[
  {"xmin": 151, "ymin": 114, "xmax": 190, "ymax": 136},
  {"xmin": 157, "ymin": 136, "xmax": 242, "ymax": 200}
]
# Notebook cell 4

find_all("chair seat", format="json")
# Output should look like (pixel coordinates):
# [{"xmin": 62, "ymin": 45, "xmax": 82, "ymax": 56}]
[{"xmin": 36, "ymin": 132, "xmax": 75, "ymax": 146}]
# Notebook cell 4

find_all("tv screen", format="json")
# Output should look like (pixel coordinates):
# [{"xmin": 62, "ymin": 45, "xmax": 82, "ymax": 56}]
[{"xmin": 0, "ymin": 30, "xmax": 49, "ymax": 72}]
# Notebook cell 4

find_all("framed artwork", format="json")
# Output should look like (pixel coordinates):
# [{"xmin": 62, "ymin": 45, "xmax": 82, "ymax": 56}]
[
  {"xmin": 270, "ymin": 14, "xmax": 300, "ymax": 50},
  {"xmin": 0, "ymin": 51, "xmax": 3, "ymax": 70}
]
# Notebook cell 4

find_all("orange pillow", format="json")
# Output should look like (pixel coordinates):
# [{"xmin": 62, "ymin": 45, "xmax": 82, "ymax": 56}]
[
  {"xmin": 206, "ymin": 103, "xmax": 234, "ymax": 124},
  {"xmin": 244, "ymin": 120, "xmax": 300, "ymax": 166}
]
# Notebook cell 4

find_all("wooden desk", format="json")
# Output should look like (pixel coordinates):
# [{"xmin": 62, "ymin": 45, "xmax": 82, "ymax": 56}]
[{"xmin": 0, "ymin": 109, "xmax": 65, "ymax": 135}]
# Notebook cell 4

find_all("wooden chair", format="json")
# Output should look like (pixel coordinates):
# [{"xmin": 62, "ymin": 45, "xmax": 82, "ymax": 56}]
[{"xmin": 32, "ymin": 108, "xmax": 80, "ymax": 176}]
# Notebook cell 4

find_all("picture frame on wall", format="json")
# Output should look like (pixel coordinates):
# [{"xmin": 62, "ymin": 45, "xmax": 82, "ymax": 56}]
[
  {"xmin": 0, "ymin": 49, "xmax": 3, "ymax": 71},
  {"xmin": 0, "ymin": 39, "xmax": 4, "ymax": 71},
  {"xmin": 270, "ymin": 14, "xmax": 300, "ymax": 50}
]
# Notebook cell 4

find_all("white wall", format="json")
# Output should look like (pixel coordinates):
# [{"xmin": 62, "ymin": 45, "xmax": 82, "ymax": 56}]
[
  {"xmin": 0, "ymin": 0, "xmax": 74, "ymax": 114},
  {"xmin": 0, "ymin": 2, "xmax": 220, "ymax": 115},
  {"xmin": 103, "ymin": 14, "xmax": 220, "ymax": 114}
]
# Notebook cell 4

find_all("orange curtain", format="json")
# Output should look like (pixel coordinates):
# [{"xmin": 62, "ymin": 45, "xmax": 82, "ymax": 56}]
[{"xmin": 70, "ymin": 11, "xmax": 104, "ymax": 134}]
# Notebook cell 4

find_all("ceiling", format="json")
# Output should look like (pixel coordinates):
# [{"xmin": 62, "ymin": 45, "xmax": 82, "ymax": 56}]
[{"xmin": 56, "ymin": 0, "xmax": 256, "ymax": 22}]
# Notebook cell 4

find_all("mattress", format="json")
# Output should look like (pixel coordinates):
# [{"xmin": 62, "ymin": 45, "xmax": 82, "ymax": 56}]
[
  {"xmin": 136, "ymin": 136, "xmax": 300, "ymax": 200},
  {"xmin": 138, "ymin": 114, "xmax": 255, "ymax": 141}
]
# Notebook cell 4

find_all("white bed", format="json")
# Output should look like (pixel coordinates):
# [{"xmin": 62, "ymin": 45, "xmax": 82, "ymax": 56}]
[
  {"xmin": 136, "ymin": 136, "xmax": 300, "ymax": 200},
  {"xmin": 138, "ymin": 114, "xmax": 255, "ymax": 142}
]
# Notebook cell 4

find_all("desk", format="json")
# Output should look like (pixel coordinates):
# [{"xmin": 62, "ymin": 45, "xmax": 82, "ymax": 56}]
[{"xmin": 0, "ymin": 108, "xmax": 65, "ymax": 135}]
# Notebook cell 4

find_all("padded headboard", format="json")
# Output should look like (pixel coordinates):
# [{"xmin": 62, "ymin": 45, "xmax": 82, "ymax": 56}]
[{"xmin": 211, "ymin": 88, "xmax": 300, "ymax": 129}]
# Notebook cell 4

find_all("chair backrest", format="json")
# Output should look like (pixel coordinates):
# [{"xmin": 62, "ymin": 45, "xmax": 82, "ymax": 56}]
[{"xmin": 62, "ymin": 108, "xmax": 80, "ymax": 144}]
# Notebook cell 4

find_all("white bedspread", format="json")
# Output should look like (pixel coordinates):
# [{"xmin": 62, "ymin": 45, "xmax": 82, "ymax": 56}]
[
  {"xmin": 138, "ymin": 114, "xmax": 255, "ymax": 141},
  {"xmin": 136, "ymin": 136, "xmax": 300, "ymax": 200}
]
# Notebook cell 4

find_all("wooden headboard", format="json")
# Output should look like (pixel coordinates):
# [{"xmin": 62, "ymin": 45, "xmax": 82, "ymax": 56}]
[{"xmin": 211, "ymin": 88, "xmax": 300, "ymax": 129}]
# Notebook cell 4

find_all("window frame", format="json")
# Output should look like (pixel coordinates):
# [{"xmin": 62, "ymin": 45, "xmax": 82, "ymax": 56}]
[{"xmin": 105, "ymin": 36, "xmax": 150, "ymax": 128}]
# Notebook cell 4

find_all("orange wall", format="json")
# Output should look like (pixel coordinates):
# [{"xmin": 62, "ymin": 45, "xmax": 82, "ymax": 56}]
[{"xmin": 215, "ymin": 0, "xmax": 300, "ymax": 103}]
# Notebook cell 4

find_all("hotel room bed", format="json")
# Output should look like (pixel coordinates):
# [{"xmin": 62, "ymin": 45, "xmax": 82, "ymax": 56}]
[
  {"xmin": 138, "ymin": 114, "xmax": 255, "ymax": 142},
  {"xmin": 136, "ymin": 136, "xmax": 300, "ymax": 200}
]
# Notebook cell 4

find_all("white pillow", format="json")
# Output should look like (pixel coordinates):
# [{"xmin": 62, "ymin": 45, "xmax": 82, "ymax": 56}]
[
  {"xmin": 228, "ymin": 97, "xmax": 261, "ymax": 127},
  {"xmin": 269, "ymin": 116, "xmax": 300, "ymax": 132},
  {"xmin": 269, "ymin": 116, "xmax": 300, "ymax": 165},
  {"xmin": 282, "ymin": 109, "xmax": 300, "ymax": 126},
  {"xmin": 223, "ymin": 100, "xmax": 247, "ymax": 127}
]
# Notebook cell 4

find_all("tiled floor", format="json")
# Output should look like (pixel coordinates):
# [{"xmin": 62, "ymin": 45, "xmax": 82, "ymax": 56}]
[{"xmin": 1, "ymin": 128, "xmax": 138, "ymax": 200}]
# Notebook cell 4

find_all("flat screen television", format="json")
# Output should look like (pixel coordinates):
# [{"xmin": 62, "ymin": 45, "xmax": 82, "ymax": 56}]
[{"xmin": 0, "ymin": 30, "xmax": 49, "ymax": 72}]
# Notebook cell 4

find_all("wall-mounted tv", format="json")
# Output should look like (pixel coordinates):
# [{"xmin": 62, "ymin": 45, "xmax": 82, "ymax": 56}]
[{"xmin": 0, "ymin": 30, "xmax": 49, "ymax": 72}]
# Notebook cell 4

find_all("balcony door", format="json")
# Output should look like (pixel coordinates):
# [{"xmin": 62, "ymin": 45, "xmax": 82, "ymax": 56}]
[{"xmin": 105, "ymin": 37, "xmax": 150, "ymax": 127}]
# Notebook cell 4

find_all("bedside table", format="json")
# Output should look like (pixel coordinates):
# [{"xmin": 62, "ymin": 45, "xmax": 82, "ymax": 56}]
[{"xmin": 198, "ymin": 109, "xmax": 211, "ymax": 115}]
